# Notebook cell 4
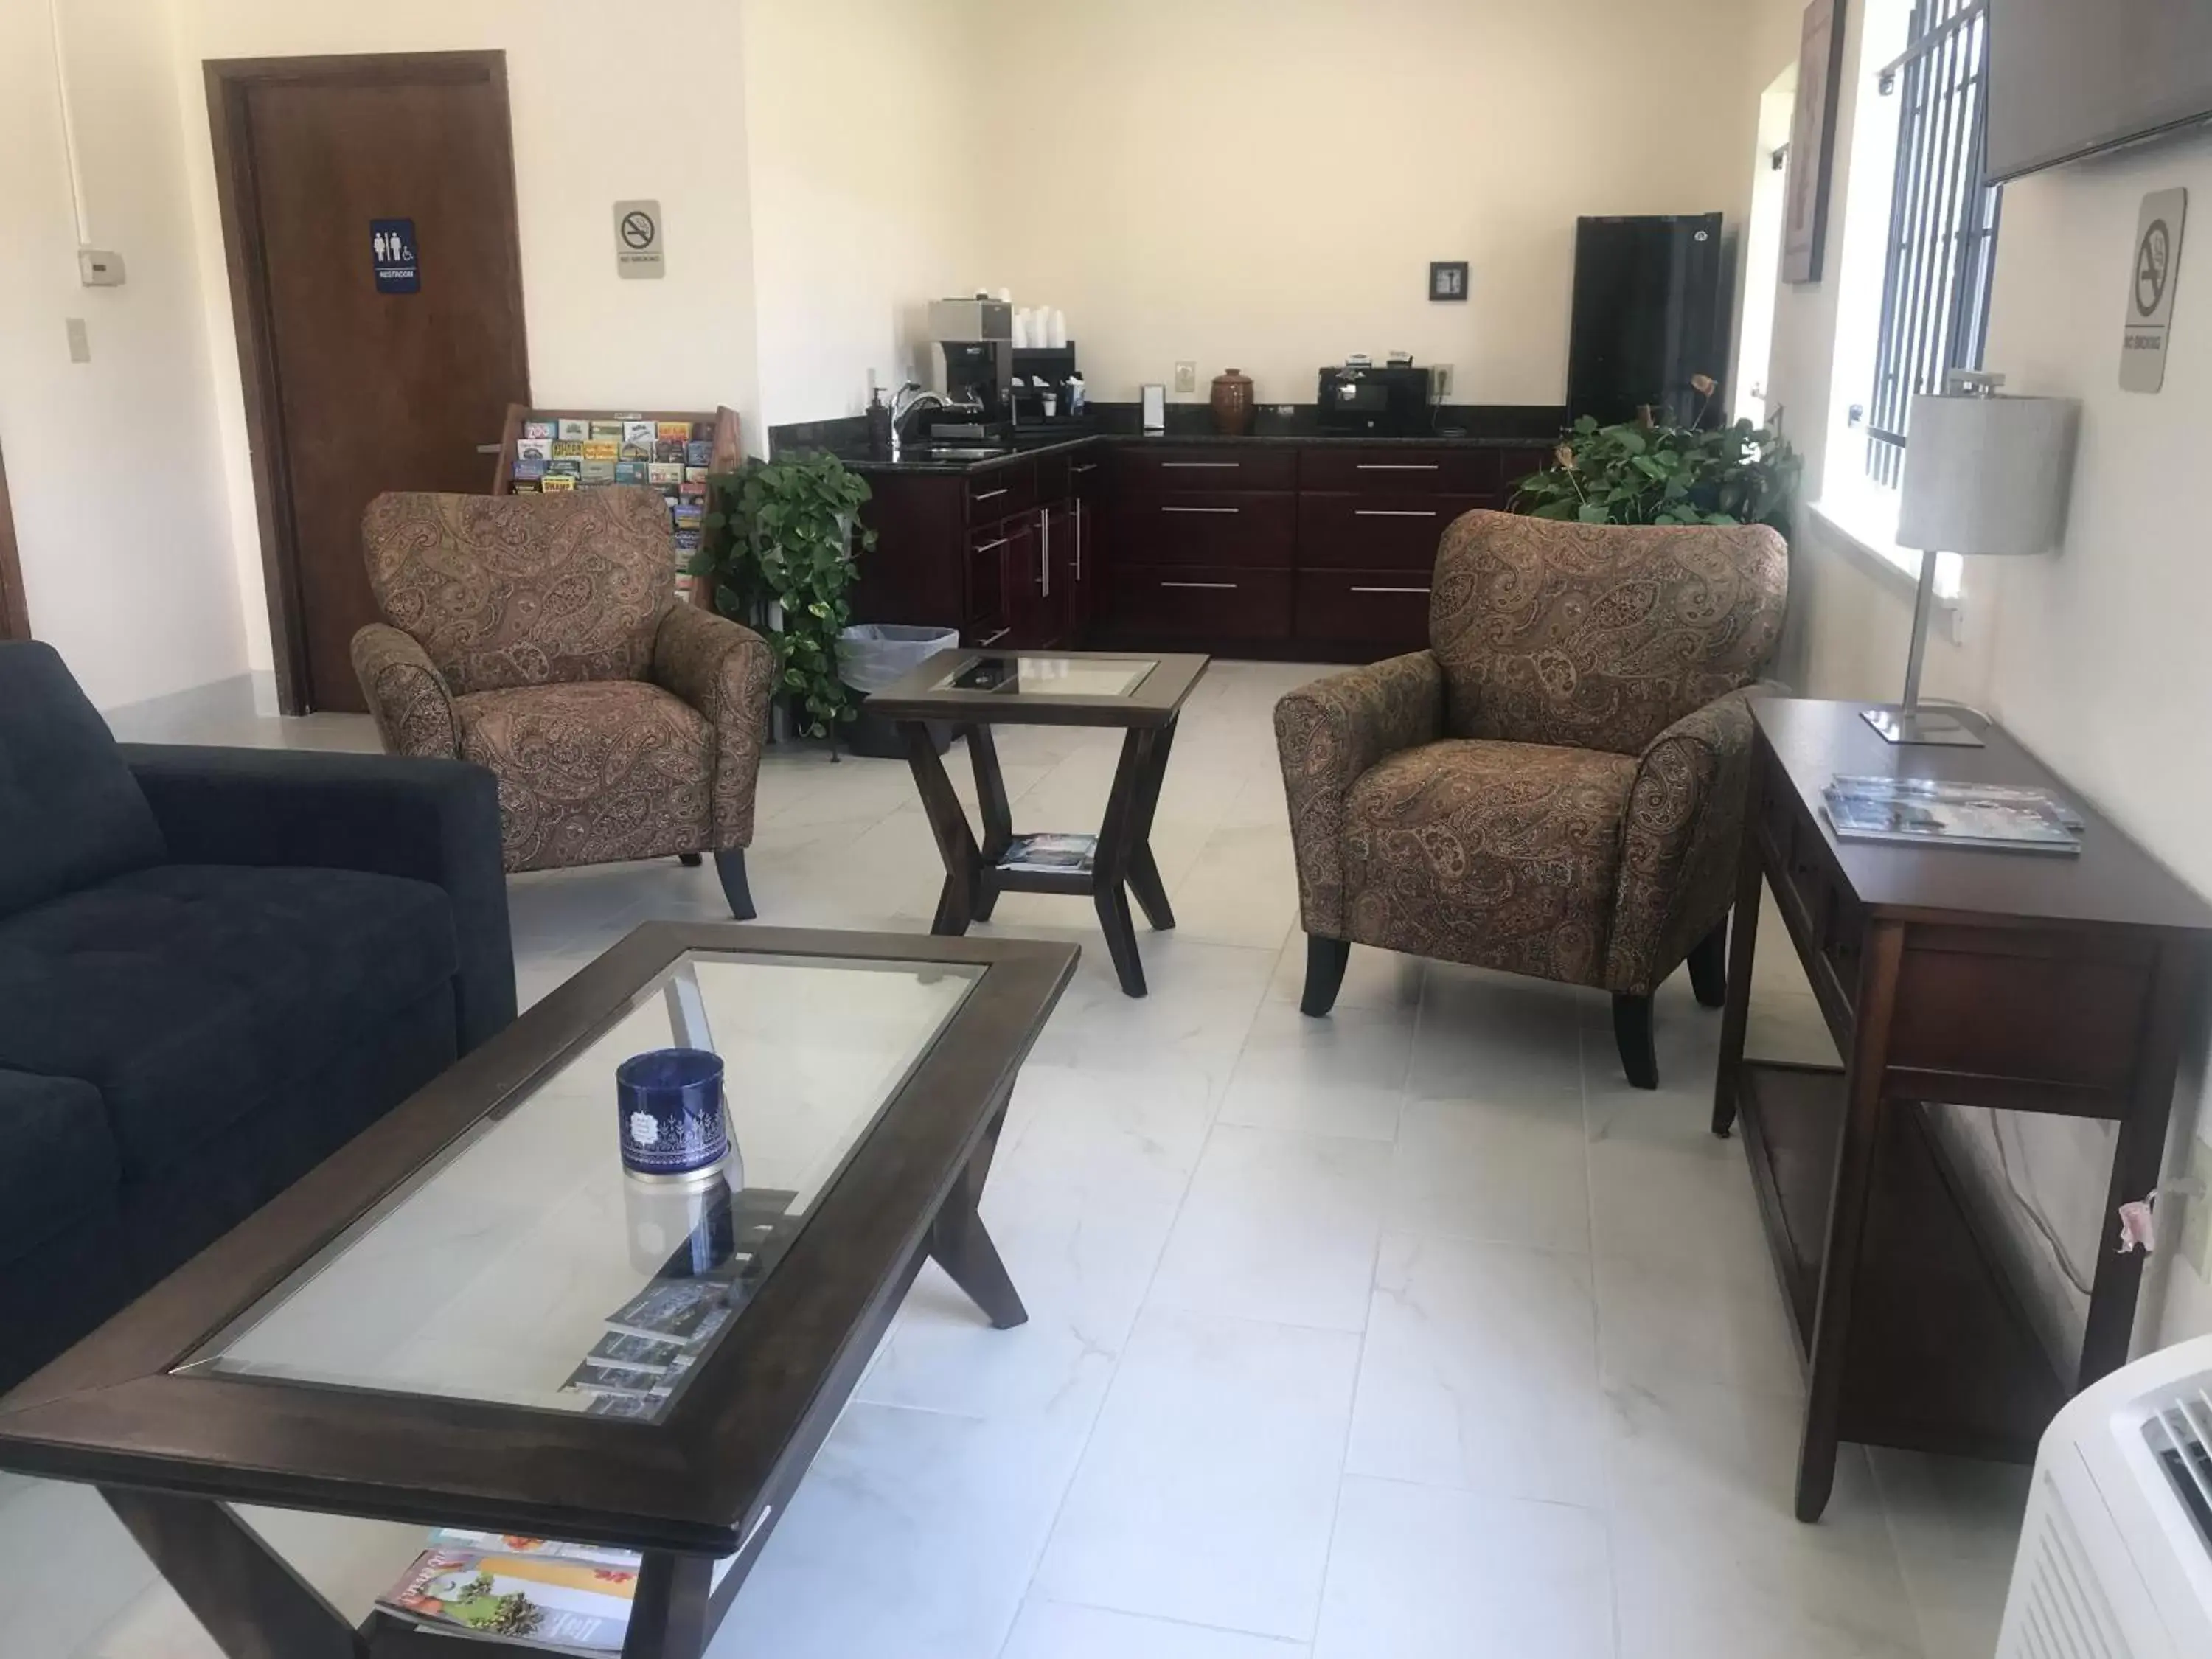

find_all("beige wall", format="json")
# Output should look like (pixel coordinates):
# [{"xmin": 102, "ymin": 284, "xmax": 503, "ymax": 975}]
[
  {"xmin": 173, "ymin": 0, "xmax": 768, "ymax": 674},
  {"xmin": 1761, "ymin": 1, "xmax": 2212, "ymax": 1350},
  {"xmin": 978, "ymin": 0, "xmax": 1778, "ymax": 409},
  {"xmin": 1, "ymin": 0, "xmax": 248, "ymax": 709},
  {"xmin": 740, "ymin": 0, "xmax": 988, "ymax": 426}
]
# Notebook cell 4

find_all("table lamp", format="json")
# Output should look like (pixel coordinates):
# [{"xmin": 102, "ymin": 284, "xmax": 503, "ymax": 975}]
[{"xmin": 1865, "ymin": 371, "xmax": 2079, "ymax": 745}]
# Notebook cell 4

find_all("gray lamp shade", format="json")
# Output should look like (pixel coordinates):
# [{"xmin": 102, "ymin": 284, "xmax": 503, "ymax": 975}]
[{"xmin": 1896, "ymin": 393, "xmax": 2079, "ymax": 555}]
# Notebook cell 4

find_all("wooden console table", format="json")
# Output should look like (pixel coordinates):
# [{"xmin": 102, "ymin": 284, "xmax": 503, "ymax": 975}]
[{"xmin": 1711, "ymin": 699, "xmax": 2212, "ymax": 1521}]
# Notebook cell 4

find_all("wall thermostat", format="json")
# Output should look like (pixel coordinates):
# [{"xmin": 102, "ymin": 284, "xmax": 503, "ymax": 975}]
[{"xmin": 77, "ymin": 249, "xmax": 126, "ymax": 287}]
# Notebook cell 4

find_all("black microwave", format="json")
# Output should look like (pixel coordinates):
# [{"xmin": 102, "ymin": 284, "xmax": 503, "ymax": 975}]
[{"xmin": 1318, "ymin": 364, "xmax": 1430, "ymax": 435}]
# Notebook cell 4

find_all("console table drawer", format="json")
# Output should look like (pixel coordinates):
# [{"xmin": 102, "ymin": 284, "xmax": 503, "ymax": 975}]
[
  {"xmin": 1117, "ymin": 447, "xmax": 1298, "ymax": 493},
  {"xmin": 1295, "ymin": 570, "xmax": 1431, "ymax": 650},
  {"xmin": 1296, "ymin": 494, "xmax": 1487, "ymax": 570},
  {"xmin": 1108, "ymin": 566, "xmax": 1292, "ymax": 640},
  {"xmin": 1114, "ymin": 492, "xmax": 1296, "ymax": 567}
]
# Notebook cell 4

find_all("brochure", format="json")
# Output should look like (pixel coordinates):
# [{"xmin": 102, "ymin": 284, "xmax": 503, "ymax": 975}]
[
  {"xmin": 998, "ymin": 832, "xmax": 1096, "ymax": 874},
  {"xmin": 1822, "ymin": 774, "xmax": 2083, "ymax": 855}
]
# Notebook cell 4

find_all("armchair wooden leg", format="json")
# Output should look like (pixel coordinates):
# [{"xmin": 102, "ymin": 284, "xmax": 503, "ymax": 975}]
[
  {"xmin": 1613, "ymin": 992, "xmax": 1658, "ymax": 1089},
  {"xmin": 714, "ymin": 849, "xmax": 756, "ymax": 921},
  {"xmin": 1687, "ymin": 918, "xmax": 1728, "ymax": 1009},
  {"xmin": 1300, "ymin": 936, "xmax": 1352, "ymax": 1018},
  {"xmin": 678, "ymin": 852, "xmax": 703, "ymax": 867}
]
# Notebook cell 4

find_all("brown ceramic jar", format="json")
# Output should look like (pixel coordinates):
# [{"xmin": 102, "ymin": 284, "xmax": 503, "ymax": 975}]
[{"xmin": 1209, "ymin": 367, "xmax": 1255, "ymax": 436}]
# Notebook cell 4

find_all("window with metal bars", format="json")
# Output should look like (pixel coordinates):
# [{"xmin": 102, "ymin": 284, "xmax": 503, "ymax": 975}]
[{"xmin": 1862, "ymin": 0, "xmax": 2003, "ymax": 487}]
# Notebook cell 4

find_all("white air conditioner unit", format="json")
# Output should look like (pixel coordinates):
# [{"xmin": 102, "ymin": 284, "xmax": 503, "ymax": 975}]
[{"xmin": 1998, "ymin": 1334, "xmax": 2212, "ymax": 1658}]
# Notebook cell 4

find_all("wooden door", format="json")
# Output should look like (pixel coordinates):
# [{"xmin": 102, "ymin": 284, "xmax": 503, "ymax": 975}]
[{"xmin": 209, "ymin": 52, "xmax": 529, "ymax": 712}]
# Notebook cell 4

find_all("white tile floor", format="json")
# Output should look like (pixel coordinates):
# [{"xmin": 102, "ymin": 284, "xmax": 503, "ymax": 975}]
[{"xmin": 3, "ymin": 660, "xmax": 2031, "ymax": 1657}]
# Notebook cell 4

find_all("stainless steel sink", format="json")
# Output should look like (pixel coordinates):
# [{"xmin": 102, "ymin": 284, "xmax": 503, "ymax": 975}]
[{"xmin": 908, "ymin": 446, "xmax": 1009, "ymax": 462}]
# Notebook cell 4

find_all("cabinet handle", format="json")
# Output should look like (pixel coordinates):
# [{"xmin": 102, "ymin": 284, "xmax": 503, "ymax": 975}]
[
  {"xmin": 1353, "ymin": 509, "xmax": 1441, "ymax": 518},
  {"xmin": 1161, "ymin": 461, "xmax": 1239, "ymax": 469},
  {"xmin": 1074, "ymin": 499, "xmax": 1084, "ymax": 580},
  {"xmin": 1071, "ymin": 462, "xmax": 1099, "ymax": 474},
  {"xmin": 1039, "ymin": 510, "xmax": 1051, "ymax": 598},
  {"xmin": 1161, "ymin": 580, "xmax": 1237, "ymax": 589},
  {"xmin": 1354, "ymin": 462, "xmax": 1440, "ymax": 471},
  {"xmin": 1349, "ymin": 585, "xmax": 1432, "ymax": 595},
  {"xmin": 974, "ymin": 536, "xmax": 1010, "ymax": 553},
  {"xmin": 1161, "ymin": 505, "xmax": 1240, "ymax": 515},
  {"xmin": 974, "ymin": 487, "xmax": 1009, "ymax": 501},
  {"xmin": 976, "ymin": 627, "xmax": 1010, "ymax": 646}
]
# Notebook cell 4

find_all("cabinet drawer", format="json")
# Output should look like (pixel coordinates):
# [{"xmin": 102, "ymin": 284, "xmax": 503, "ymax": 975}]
[
  {"xmin": 967, "ymin": 462, "xmax": 1035, "ymax": 524},
  {"xmin": 1108, "ymin": 566, "xmax": 1293, "ymax": 641},
  {"xmin": 1116, "ymin": 446, "xmax": 1297, "ymax": 492},
  {"xmin": 1295, "ymin": 570, "xmax": 1433, "ymax": 650},
  {"xmin": 1114, "ymin": 491, "xmax": 1296, "ymax": 567},
  {"xmin": 1297, "ymin": 446, "xmax": 1503, "ymax": 494},
  {"xmin": 1296, "ymin": 493, "xmax": 1487, "ymax": 571}
]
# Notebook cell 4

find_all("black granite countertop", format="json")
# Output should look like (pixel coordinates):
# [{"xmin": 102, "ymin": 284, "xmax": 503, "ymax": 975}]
[{"xmin": 771, "ymin": 403, "xmax": 1566, "ymax": 476}]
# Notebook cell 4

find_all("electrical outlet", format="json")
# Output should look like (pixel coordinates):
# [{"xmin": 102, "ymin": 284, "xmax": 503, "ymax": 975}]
[
  {"xmin": 65, "ymin": 318, "xmax": 90, "ymax": 364},
  {"xmin": 2182, "ymin": 1135, "xmax": 2212, "ymax": 1279},
  {"xmin": 1430, "ymin": 364, "xmax": 1455, "ymax": 400},
  {"xmin": 1173, "ymin": 361, "xmax": 1197, "ymax": 394}
]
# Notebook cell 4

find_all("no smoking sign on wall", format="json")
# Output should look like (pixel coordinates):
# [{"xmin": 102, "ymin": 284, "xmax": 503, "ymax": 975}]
[{"xmin": 613, "ymin": 200, "xmax": 665, "ymax": 280}]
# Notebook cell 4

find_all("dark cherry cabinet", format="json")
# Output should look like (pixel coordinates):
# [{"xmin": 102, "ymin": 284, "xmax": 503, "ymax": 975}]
[{"xmin": 849, "ymin": 437, "xmax": 1555, "ymax": 661}]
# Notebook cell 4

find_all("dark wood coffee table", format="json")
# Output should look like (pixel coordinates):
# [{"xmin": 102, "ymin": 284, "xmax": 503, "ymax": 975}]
[
  {"xmin": 0, "ymin": 923, "xmax": 1075, "ymax": 1659},
  {"xmin": 865, "ymin": 649, "xmax": 1210, "ymax": 998}
]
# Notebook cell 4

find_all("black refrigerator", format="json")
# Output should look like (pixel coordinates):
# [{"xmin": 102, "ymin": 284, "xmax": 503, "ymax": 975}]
[{"xmin": 1566, "ymin": 213, "xmax": 1729, "ymax": 428}]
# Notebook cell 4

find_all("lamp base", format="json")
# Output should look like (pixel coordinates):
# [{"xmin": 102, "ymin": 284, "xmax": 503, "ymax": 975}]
[{"xmin": 1861, "ymin": 705, "xmax": 1986, "ymax": 747}]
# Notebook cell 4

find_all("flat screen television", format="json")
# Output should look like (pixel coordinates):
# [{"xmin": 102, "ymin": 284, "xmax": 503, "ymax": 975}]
[{"xmin": 1986, "ymin": 0, "xmax": 2212, "ymax": 182}]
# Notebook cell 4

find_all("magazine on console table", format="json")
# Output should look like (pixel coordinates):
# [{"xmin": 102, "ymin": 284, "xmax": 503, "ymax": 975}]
[{"xmin": 1821, "ymin": 773, "xmax": 2084, "ymax": 855}]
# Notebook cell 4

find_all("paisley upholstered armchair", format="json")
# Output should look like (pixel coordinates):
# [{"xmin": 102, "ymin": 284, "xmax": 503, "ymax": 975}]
[
  {"xmin": 1274, "ymin": 509, "xmax": 1787, "ymax": 1087},
  {"xmin": 352, "ymin": 487, "xmax": 773, "ymax": 917}
]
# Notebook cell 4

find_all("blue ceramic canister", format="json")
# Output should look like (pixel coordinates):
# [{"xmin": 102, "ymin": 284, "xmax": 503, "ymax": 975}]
[{"xmin": 615, "ymin": 1048, "xmax": 729, "ymax": 1178}]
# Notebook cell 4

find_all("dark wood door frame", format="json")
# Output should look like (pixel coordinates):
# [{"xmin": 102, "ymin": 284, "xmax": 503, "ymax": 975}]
[
  {"xmin": 0, "ymin": 439, "xmax": 28, "ymax": 641},
  {"xmin": 204, "ymin": 50, "xmax": 526, "ymax": 714}
]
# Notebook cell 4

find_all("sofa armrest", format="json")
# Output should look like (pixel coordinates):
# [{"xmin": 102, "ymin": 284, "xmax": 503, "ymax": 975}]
[
  {"xmin": 120, "ymin": 745, "xmax": 515, "ymax": 1052},
  {"xmin": 350, "ymin": 624, "xmax": 460, "ymax": 759},
  {"xmin": 1272, "ymin": 651, "xmax": 1445, "ymax": 939},
  {"xmin": 1603, "ymin": 689, "xmax": 1761, "ymax": 995},
  {"xmin": 650, "ymin": 605, "xmax": 775, "ymax": 849}
]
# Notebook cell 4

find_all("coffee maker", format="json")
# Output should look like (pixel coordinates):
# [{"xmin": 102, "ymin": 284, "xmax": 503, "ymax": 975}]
[{"xmin": 927, "ymin": 298, "xmax": 1013, "ymax": 429}]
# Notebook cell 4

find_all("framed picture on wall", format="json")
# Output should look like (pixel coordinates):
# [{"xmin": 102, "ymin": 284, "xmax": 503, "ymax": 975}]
[{"xmin": 1782, "ymin": 0, "xmax": 1848, "ymax": 283}]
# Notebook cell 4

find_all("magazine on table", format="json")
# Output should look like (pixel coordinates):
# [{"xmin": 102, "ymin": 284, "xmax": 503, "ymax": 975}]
[
  {"xmin": 378, "ymin": 1543, "xmax": 639, "ymax": 1653},
  {"xmin": 997, "ymin": 832, "xmax": 1096, "ymax": 874},
  {"xmin": 1822, "ymin": 774, "xmax": 2084, "ymax": 854}
]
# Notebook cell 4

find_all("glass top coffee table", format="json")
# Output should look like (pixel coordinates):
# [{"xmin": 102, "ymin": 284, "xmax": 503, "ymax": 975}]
[
  {"xmin": 864, "ymin": 649, "xmax": 1210, "ymax": 998},
  {"xmin": 0, "ymin": 923, "xmax": 1076, "ymax": 1659}
]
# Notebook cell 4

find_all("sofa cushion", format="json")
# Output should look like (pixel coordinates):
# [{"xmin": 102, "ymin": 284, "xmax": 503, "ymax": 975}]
[
  {"xmin": 1342, "ymin": 738, "xmax": 1638, "ymax": 987},
  {"xmin": 0, "ymin": 641, "xmax": 165, "ymax": 917},
  {"xmin": 0, "ymin": 865, "xmax": 458, "ymax": 1179},
  {"xmin": 0, "ymin": 1068, "xmax": 119, "ymax": 1265},
  {"xmin": 456, "ymin": 680, "xmax": 713, "ymax": 872}
]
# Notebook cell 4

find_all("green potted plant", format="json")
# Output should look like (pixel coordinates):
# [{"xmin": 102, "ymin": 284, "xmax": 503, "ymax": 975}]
[
  {"xmin": 691, "ymin": 452, "xmax": 877, "ymax": 744},
  {"xmin": 1511, "ymin": 376, "xmax": 1802, "ymax": 531}
]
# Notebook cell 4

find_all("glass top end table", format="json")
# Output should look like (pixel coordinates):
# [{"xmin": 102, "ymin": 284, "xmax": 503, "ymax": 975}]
[{"xmin": 863, "ymin": 649, "xmax": 1211, "ymax": 998}]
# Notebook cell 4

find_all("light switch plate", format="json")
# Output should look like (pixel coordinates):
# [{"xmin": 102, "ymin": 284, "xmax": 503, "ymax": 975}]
[
  {"xmin": 65, "ymin": 318, "xmax": 90, "ymax": 363},
  {"xmin": 1173, "ymin": 361, "xmax": 1196, "ymax": 394},
  {"xmin": 2182, "ymin": 1135, "xmax": 2212, "ymax": 1280}
]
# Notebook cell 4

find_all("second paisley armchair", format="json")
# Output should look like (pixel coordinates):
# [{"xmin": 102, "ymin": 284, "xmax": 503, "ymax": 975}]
[
  {"xmin": 352, "ymin": 487, "xmax": 773, "ymax": 916},
  {"xmin": 1274, "ymin": 509, "xmax": 1787, "ymax": 1088}
]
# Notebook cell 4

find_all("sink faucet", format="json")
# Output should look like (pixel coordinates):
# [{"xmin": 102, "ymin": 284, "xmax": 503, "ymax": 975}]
[{"xmin": 889, "ymin": 383, "xmax": 982, "ymax": 450}]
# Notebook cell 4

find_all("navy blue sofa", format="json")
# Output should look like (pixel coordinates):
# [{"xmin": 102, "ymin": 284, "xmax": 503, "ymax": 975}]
[{"xmin": 0, "ymin": 641, "xmax": 515, "ymax": 1391}]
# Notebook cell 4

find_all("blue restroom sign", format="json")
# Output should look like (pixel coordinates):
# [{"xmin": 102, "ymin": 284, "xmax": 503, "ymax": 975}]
[{"xmin": 370, "ymin": 218, "xmax": 419, "ymax": 294}]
